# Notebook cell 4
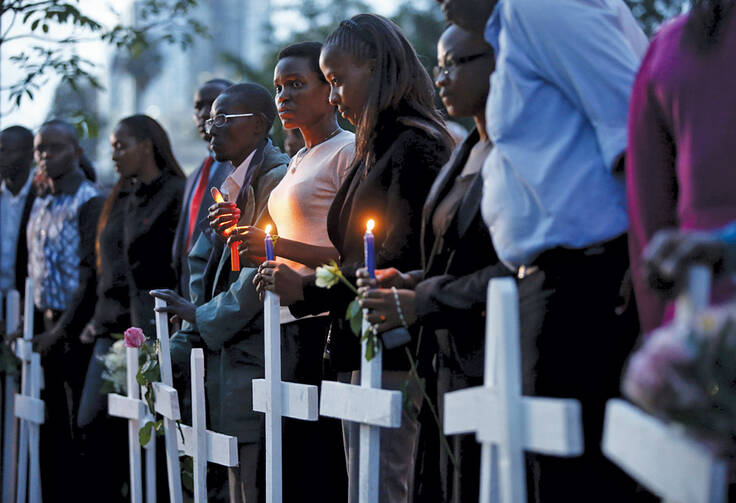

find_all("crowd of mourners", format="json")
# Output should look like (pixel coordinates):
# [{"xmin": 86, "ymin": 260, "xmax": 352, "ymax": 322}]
[{"xmin": 1, "ymin": 0, "xmax": 735, "ymax": 501}]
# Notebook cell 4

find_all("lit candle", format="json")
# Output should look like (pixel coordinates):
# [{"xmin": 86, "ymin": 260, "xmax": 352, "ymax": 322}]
[
  {"xmin": 211, "ymin": 187, "xmax": 240, "ymax": 271},
  {"xmin": 364, "ymin": 219, "xmax": 375, "ymax": 279},
  {"xmin": 264, "ymin": 224, "xmax": 275, "ymax": 261}
]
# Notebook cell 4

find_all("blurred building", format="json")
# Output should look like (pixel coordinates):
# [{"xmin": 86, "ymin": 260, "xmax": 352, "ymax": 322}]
[{"xmin": 98, "ymin": 0, "xmax": 270, "ymax": 183}]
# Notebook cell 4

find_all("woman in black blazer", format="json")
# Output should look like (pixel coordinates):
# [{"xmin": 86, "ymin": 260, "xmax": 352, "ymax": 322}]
[
  {"xmin": 356, "ymin": 25, "xmax": 511, "ymax": 503},
  {"xmin": 255, "ymin": 14, "xmax": 452, "ymax": 503},
  {"xmin": 75, "ymin": 115, "xmax": 185, "ymax": 501}
]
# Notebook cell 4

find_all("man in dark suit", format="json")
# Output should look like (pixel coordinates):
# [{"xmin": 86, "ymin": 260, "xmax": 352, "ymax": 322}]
[
  {"xmin": 172, "ymin": 78, "xmax": 234, "ymax": 298},
  {"xmin": 0, "ymin": 126, "xmax": 36, "ymax": 300}
]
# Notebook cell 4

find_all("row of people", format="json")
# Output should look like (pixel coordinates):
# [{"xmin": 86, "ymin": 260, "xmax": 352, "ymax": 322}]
[{"xmin": 1, "ymin": 0, "xmax": 734, "ymax": 501}]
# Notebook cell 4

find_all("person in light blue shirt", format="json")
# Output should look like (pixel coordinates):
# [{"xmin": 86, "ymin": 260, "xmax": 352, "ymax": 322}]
[
  {"xmin": 481, "ymin": 0, "xmax": 648, "ymax": 268},
  {"xmin": 0, "ymin": 126, "xmax": 35, "ymax": 295},
  {"xmin": 436, "ymin": 0, "xmax": 651, "ymax": 501}
]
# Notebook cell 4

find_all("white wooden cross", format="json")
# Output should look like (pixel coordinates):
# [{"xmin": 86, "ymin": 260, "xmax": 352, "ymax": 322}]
[
  {"xmin": 443, "ymin": 277, "xmax": 584, "ymax": 503},
  {"xmin": 320, "ymin": 313, "xmax": 403, "ymax": 503},
  {"xmin": 107, "ymin": 345, "xmax": 157, "ymax": 503},
  {"xmin": 251, "ymin": 290, "xmax": 319, "ymax": 503},
  {"xmin": 153, "ymin": 298, "xmax": 184, "ymax": 503},
  {"xmin": 14, "ymin": 279, "xmax": 43, "ymax": 503},
  {"xmin": 2, "ymin": 289, "xmax": 20, "ymax": 503},
  {"xmin": 175, "ymin": 348, "xmax": 239, "ymax": 502},
  {"xmin": 602, "ymin": 266, "xmax": 728, "ymax": 503}
]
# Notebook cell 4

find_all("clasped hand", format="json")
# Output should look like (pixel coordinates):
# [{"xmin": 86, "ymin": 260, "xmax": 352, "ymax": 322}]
[
  {"xmin": 227, "ymin": 226, "xmax": 267, "ymax": 262},
  {"xmin": 208, "ymin": 199, "xmax": 240, "ymax": 240},
  {"xmin": 643, "ymin": 229, "xmax": 726, "ymax": 299},
  {"xmin": 356, "ymin": 267, "xmax": 417, "ymax": 333},
  {"xmin": 253, "ymin": 261, "xmax": 304, "ymax": 305}
]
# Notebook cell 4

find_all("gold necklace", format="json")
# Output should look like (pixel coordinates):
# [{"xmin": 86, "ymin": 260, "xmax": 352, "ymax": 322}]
[{"xmin": 290, "ymin": 127, "xmax": 342, "ymax": 173}]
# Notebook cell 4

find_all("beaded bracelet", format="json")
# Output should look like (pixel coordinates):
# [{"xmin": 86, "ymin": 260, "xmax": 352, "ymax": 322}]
[{"xmin": 391, "ymin": 286, "xmax": 409, "ymax": 328}]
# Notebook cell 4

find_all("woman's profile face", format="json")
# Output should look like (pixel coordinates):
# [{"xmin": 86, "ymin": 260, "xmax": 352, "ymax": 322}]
[
  {"xmin": 274, "ymin": 56, "xmax": 333, "ymax": 131},
  {"xmin": 319, "ymin": 45, "xmax": 373, "ymax": 126},
  {"xmin": 110, "ymin": 124, "xmax": 147, "ymax": 180}
]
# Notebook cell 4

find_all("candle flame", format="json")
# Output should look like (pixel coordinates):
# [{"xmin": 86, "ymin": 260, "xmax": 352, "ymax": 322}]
[
  {"xmin": 366, "ymin": 219, "xmax": 375, "ymax": 232},
  {"xmin": 212, "ymin": 187, "xmax": 225, "ymax": 204},
  {"xmin": 265, "ymin": 224, "xmax": 272, "ymax": 235}
]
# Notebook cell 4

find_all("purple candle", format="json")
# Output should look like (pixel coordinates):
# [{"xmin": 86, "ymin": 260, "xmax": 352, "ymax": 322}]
[
  {"xmin": 265, "ymin": 224, "xmax": 275, "ymax": 261},
  {"xmin": 364, "ymin": 219, "xmax": 375, "ymax": 279}
]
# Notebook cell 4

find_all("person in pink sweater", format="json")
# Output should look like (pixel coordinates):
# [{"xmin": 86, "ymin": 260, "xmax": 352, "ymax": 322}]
[{"xmin": 627, "ymin": 0, "xmax": 736, "ymax": 334}]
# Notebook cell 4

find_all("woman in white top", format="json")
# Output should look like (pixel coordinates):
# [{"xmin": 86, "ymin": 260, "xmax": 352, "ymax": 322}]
[
  {"xmin": 231, "ymin": 43, "xmax": 354, "ymax": 269},
  {"xmin": 228, "ymin": 41, "xmax": 354, "ymax": 502}
]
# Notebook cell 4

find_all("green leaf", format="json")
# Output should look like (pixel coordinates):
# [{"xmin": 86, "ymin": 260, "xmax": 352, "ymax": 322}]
[
  {"xmin": 346, "ymin": 299, "xmax": 361, "ymax": 320},
  {"xmin": 139, "ymin": 421, "xmax": 155, "ymax": 446},
  {"xmin": 111, "ymin": 333, "xmax": 124, "ymax": 340},
  {"xmin": 349, "ymin": 308, "xmax": 362, "ymax": 337},
  {"xmin": 365, "ymin": 338, "xmax": 375, "ymax": 361}
]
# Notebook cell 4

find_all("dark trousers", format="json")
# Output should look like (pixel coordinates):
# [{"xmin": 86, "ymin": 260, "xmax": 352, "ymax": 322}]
[
  {"xmin": 281, "ymin": 317, "xmax": 346, "ymax": 503},
  {"xmin": 516, "ymin": 235, "xmax": 650, "ymax": 502},
  {"xmin": 437, "ymin": 366, "xmax": 482, "ymax": 503},
  {"xmin": 39, "ymin": 340, "xmax": 91, "ymax": 501}
]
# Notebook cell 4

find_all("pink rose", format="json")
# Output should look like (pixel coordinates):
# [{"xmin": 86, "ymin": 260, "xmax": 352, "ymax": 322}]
[{"xmin": 123, "ymin": 327, "xmax": 146, "ymax": 349}]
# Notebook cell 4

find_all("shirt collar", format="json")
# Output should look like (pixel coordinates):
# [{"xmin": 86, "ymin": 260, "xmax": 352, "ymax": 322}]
[
  {"xmin": 0, "ymin": 172, "xmax": 33, "ymax": 201},
  {"xmin": 221, "ymin": 148, "xmax": 257, "ymax": 199}
]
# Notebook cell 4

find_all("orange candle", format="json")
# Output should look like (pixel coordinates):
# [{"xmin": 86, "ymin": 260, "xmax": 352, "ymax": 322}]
[{"xmin": 211, "ymin": 187, "xmax": 240, "ymax": 271}]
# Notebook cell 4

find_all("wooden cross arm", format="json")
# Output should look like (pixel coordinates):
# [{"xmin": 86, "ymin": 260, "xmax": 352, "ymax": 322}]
[
  {"xmin": 108, "ymin": 393, "xmax": 147, "ymax": 421},
  {"xmin": 320, "ymin": 381, "xmax": 402, "ymax": 428},
  {"xmin": 14, "ymin": 394, "xmax": 44, "ymax": 424},
  {"xmin": 153, "ymin": 382, "xmax": 181, "ymax": 420},
  {"xmin": 252, "ymin": 379, "xmax": 319, "ymax": 421},
  {"xmin": 602, "ymin": 399, "xmax": 727, "ymax": 503},
  {"xmin": 444, "ymin": 387, "xmax": 583, "ymax": 457},
  {"xmin": 176, "ymin": 424, "xmax": 239, "ymax": 467}
]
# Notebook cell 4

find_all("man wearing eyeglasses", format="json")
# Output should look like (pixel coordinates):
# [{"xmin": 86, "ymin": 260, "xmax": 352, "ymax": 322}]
[
  {"xmin": 151, "ymin": 82, "xmax": 289, "ymax": 503},
  {"xmin": 435, "ymin": 0, "xmax": 650, "ymax": 502}
]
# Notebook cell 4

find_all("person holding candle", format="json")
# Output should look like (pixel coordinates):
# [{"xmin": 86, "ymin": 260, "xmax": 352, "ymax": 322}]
[
  {"xmin": 254, "ymin": 15, "xmax": 453, "ymax": 503},
  {"xmin": 436, "ymin": 0, "xmax": 648, "ymax": 501},
  {"xmin": 353, "ymin": 24, "xmax": 514, "ymax": 502},
  {"xmin": 220, "ymin": 41, "xmax": 354, "ymax": 502},
  {"xmin": 151, "ymin": 82, "xmax": 289, "ymax": 503}
]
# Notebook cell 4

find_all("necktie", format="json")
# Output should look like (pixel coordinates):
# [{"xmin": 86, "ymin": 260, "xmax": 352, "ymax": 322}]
[{"xmin": 185, "ymin": 155, "xmax": 214, "ymax": 251}]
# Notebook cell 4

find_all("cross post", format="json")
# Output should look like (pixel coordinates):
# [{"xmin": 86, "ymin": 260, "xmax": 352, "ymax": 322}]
[
  {"xmin": 443, "ymin": 278, "xmax": 584, "ymax": 503},
  {"xmin": 602, "ymin": 266, "xmax": 727, "ymax": 503},
  {"xmin": 2, "ymin": 290, "xmax": 20, "ymax": 503},
  {"xmin": 107, "ymin": 345, "xmax": 158, "ymax": 503},
  {"xmin": 154, "ymin": 298, "xmax": 183, "ymax": 503},
  {"xmin": 252, "ymin": 290, "xmax": 318, "ymax": 503},
  {"xmin": 174, "ymin": 348, "xmax": 238, "ymax": 502},
  {"xmin": 14, "ymin": 279, "xmax": 44, "ymax": 503},
  {"xmin": 320, "ymin": 313, "xmax": 403, "ymax": 503}
]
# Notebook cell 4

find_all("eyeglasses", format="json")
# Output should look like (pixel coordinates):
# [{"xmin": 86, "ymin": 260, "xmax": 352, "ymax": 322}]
[
  {"xmin": 433, "ymin": 52, "xmax": 491, "ymax": 79},
  {"xmin": 205, "ymin": 113, "xmax": 255, "ymax": 134}
]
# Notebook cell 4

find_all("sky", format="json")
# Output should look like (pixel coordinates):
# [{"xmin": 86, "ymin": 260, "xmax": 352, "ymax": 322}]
[{"xmin": 0, "ymin": 0, "xmax": 399, "ymax": 131}]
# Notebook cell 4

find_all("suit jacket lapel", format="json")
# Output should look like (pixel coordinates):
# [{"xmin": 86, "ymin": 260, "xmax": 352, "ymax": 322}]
[{"xmin": 421, "ymin": 128, "xmax": 479, "ymax": 271}]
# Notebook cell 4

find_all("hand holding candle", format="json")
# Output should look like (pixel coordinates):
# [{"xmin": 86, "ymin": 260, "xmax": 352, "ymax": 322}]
[
  {"xmin": 362, "ymin": 218, "xmax": 411, "ymax": 350},
  {"xmin": 211, "ymin": 187, "xmax": 241, "ymax": 271}
]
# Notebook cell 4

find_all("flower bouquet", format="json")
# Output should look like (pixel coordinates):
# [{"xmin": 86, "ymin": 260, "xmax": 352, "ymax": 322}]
[{"xmin": 623, "ymin": 304, "xmax": 736, "ymax": 457}]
